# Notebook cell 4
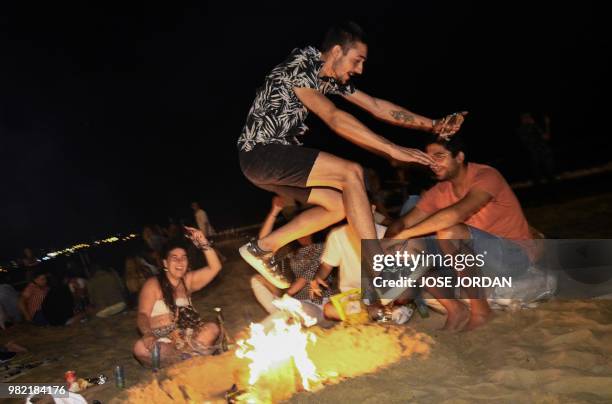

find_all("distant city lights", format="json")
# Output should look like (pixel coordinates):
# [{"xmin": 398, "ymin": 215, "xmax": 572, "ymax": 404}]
[{"xmin": 1, "ymin": 233, "xmax": 139, "ymax": 271}]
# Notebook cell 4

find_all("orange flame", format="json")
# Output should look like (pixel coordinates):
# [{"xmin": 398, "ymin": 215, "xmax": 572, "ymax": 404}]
[{"xmin": 236, "ymin": 295, "xmax": 320, "ymax": 391}]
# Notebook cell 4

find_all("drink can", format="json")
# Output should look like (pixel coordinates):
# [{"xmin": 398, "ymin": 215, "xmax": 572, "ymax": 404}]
[
  {"xmin": 114, "ymin": 365, "xmax": 125, "ymax": 389},
  {"xmin": 151, "ymin": 342, "xmax": 161, "ymax": 371},
  {"xmin": 65, "ymin": 370, "xmax": 77, "ymax": 384},
  {"xmin": 415, "ymin": 298, "xmax": 430, "ymax": 318}
]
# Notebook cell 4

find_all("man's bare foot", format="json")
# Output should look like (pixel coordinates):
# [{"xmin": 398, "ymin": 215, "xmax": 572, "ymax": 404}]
[
  {"xmin": 462, "ymin": 310, "xmax": 494, "ymax": 331},
  {"xmin": 442, "ymin": 303, "xmax": 470, "ymax": 332}
]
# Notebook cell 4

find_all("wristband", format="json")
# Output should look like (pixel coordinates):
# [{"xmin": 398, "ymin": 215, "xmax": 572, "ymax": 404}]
[{"xmin": 431, "ymin": 119, "xmax": 437, "ymax": 133}]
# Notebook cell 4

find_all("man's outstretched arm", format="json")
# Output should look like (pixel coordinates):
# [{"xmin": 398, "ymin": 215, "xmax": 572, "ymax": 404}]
[
  {"xmin": 344, "ymin": 90, "xmax": 467, "ymax": 138},
  {"xmin": 385, "ymin": 206, "xmax": 430, "ymax": 238},
  {"xmin": 294, "ymin": 87, "xmax": 434, "ymax": 166},
  {"xmin": 392, "ymin": 189, "xmax": 492, "ymax": 239},
  {"xmin": 345, "ymin": 90, "xmax": 434, "ymax": 131}
]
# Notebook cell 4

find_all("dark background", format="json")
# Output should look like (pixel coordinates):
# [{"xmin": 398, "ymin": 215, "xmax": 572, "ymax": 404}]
[{"xmin": 0, "ymin": 1, "xmax": 606, "ymax": 259}]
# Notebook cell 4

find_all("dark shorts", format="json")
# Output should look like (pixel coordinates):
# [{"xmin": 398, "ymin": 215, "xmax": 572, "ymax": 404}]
[{"xmin": 239, "ymin": 143, "xmax": 320, "ymax": 204}]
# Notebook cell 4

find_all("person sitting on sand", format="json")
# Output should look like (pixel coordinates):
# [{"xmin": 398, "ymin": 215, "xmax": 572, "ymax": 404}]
[
  {"xmin": 310, "ymin": 209, "xmax": 387, "ymax": 321},
  {"xmin": 250, "ymin": 196, "xmax": 339, "ymax": 326},
  {"xmin": 41, "ymin": 274, "xmax": 87, "ymax": 326},
  {"xmin": 133, "ymin": 227, "xmax": 222, "ymax": 367},
  {"xmin": 63, "ymin": 266, "xmax": 89, "ymax": 315},
  {"xmin": 124, "ymin": 253, "xmax": 157, "ymax": 301},
  {"xmin": 18, "ymin": 269, "xmax": 49, "ymax": 325},
  {"xmin": 0, "ymin": 283, "xmax": 22, "ymax": 328},
  {"xmin": 88, "ymin": 264, "xmax": 127, "ymax": 318},
  {"xmin": 386, "ymin": 135, "xmax": 535, "ymax": 331}
]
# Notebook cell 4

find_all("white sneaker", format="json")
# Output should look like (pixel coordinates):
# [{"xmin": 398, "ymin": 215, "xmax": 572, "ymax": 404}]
[{"xmin": 239, "ymin": 239, "xmax": 290, "ymax": 289}]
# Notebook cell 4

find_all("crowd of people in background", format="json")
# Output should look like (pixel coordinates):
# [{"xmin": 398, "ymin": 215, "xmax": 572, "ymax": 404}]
[
  {"xmin": 0, "ymin": 201, "xmax": 220, "ymax": 332},
  {"xmin": 0, "ymin": 125, "xmax": 553, "ymax": 367},
  {"xmin": 0, "ymin": 18, "xmax": 578, "ymax": 387},
  {"xmin": 240, "ymin": 132, "xmax": 545, "ymax": 334},
  {"xmin": 1, "ymin": 130, "xmax": 551, "ymax": 330}
]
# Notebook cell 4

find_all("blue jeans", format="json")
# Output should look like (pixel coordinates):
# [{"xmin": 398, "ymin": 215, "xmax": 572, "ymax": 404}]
[
  {"xmin": 423, "ymin": 226, "xmax": 530, "ymax": 278},
  {"xmin": 400, "ymin": 195, "xmax": 421, "ymax": 216},
  {"xmin": 468, "ymin": 226, "xmax": 530, "ymax": 278}
]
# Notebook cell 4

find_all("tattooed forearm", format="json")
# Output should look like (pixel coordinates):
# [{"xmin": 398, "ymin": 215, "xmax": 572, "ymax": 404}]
[{"xmin": 390, "ymin": 110, "xmax": 415, "ymax": 123}]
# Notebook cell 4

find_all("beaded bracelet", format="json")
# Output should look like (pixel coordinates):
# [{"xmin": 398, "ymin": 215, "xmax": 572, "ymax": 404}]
[{"xmin": 194, "ymin": 239, "xmax": 213, "ymax": 251}]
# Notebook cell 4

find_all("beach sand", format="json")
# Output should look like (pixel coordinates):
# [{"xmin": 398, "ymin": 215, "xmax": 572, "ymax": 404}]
[{"xmin": 2, "ymin": 193, "xmax": 612, "ymax": 403}]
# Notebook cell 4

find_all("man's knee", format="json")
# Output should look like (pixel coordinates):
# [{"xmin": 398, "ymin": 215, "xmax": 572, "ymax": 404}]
[
  {"xmin": 341, "ymin": 161, "xmax": 364, "ymax": 185},
  {"xmin": 207, "ymin": 322, "xmax": 220, "ymax": 337},
  {"xmin": 312, "ymin": 189, "xmax": 346, "ymax": 220},
  {"xmin": 437, "ymin": 223, "xmax": 470, "ymax": 239},
  {"xmin": 197, "ymin": 322, "xmax": 220, "ymax": 345},
  {"xmin": 133, "ymin": 339, "xmax": 148, "ymax": 358},
  {"xmin": 326, "ymin": 194, "xmax": 346, "ymax": 221}
]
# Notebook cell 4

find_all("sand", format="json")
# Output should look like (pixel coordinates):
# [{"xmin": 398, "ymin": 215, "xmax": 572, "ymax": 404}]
[
  {"xmin": 2, "ymin": 193, "xmax": 612, "ymax": 403},
  {"xmin": 125, "ymin": 324, "xmax": 433, "ymax": 403}
]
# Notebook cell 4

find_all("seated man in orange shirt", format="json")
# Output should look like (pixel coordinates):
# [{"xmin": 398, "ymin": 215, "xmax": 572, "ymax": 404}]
[{"xmin": 386, "ymin": 136, "xmax": 534, "ymax": 331}]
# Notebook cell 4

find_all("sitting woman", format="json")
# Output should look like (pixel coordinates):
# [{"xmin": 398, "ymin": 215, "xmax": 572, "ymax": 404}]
[{"xmin": 133, "ymin": 227, "xmax": 222, "ymax": 367}]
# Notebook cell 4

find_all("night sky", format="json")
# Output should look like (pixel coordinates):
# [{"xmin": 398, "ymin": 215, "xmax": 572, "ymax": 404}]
[{"xmin": 0, "ymin": 2, "xmax": 604, "ymax": 259}]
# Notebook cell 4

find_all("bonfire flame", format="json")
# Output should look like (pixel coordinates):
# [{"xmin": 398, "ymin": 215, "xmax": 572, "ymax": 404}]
[
  {"xmin": 271, "ymin": 294, "xmax": 318, "ymax": 327},
  {"xmin": 236, "ymin": 295, "xmax": 320, "ymax": 391}
]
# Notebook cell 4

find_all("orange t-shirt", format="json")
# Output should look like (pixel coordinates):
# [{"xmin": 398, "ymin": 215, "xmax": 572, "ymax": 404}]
[{"xmin": 416, "ymin": 163, "xmax": 532, "ymax": 242}]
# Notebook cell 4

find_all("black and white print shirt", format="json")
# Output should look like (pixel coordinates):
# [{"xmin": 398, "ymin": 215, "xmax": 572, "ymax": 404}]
[{"xmin": 237, "ymin": 46, "xmax": 356, "ymax": 152}]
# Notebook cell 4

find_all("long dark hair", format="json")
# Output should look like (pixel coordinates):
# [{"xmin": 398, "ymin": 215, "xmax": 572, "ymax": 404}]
[{"xmin": 157, "ymin": 237, "xmax": 191, "ymax": 316}]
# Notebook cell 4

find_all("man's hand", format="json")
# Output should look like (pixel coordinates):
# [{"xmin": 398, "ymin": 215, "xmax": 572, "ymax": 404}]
[
  {"xmin": 433, "ymin": 111, "xmax": 468, "ymax": 140},
  {"xmin": 390, "ymin": 146, "xmax": 436, "ymax": 167},
  {"xmin": 309, "ymin": 278, "xmax": 329, "ymax": 299},
  {"xmin": 384, "ymin": 219, "xmax": 405, "ymax": 238}
]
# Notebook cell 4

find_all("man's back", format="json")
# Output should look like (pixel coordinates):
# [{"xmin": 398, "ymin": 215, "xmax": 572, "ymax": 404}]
[
  {"xmin": 321, "ymin": 224, "xmax": 387, "ymax": 292},
  {"xmin": 89, "ymin": 270, "xmax": 124, "ymax": 309}
]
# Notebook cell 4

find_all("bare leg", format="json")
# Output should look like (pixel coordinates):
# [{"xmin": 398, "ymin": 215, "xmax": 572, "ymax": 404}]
[
  {"xmin": 251, "ymin": 275, "xmax": 282, "ymax": 314},
  {"xmin": 252, "ymin": 274, "xmax": 282, "ymax": 296},
  {"xmin": 306, "ymin": 152, "xmax": 377, "ymax": 240},
  {"xmin": 259, "ymin": 187, "xmax": 345, "ymax": 252},
  {"xmin": 195, "ymin": 322, "xmax": 220, "ymax": 346},
  {"xmin": 463, "ymin": 300, "xmax": 494, "ymax": 331},
  {"xmin": 424, "ymin": 291, "xmax": 470, "ymax": 332},
  {"xmin": 258, "ymin": 152, "xmax": 377, "ymax": 252},
  {"xmin": 436, "ymin": 224, "xmax": 493, "ymax": 331},
  {"xmin": 440, "ymin": 300, "xmax": 470, "ymax": 331}
]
